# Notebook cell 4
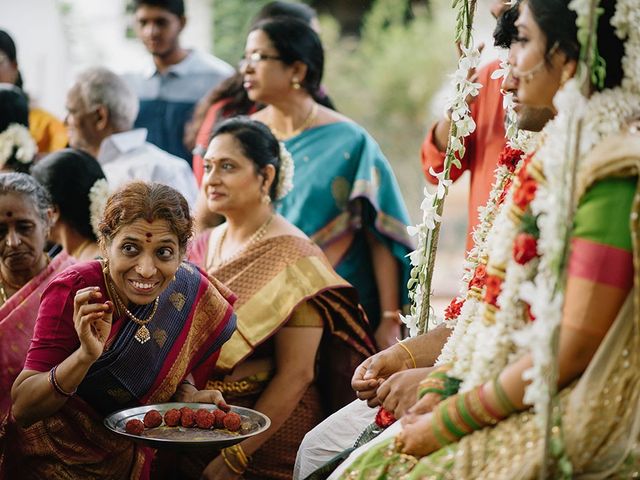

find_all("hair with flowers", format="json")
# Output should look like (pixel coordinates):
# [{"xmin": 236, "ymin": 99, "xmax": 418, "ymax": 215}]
[
  {"xmin": 0, "ymin": 123, "xmax": 36, "ymax": 171},
  {"xmin": 275, "ymin": 141, "xmax": 294, "ymax": 200},
  {"xmin": 89, "ymin": 178, "xmax": 110, "ymax": 239}
]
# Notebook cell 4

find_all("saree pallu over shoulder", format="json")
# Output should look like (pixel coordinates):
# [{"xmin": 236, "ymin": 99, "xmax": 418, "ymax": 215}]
[
  {"xmin": 77, "ymin": 261, "xmax": 237, "ymax": 414},
  {"xmin": 0, "ymin": 251, "xmax": 75, "ymax": 420},
  {"xmin": 278, "ymin": 122, "xmax": 414, "ymax": 321},
  {"xmin": 206, "ymin": 235, "xmax": 375, "ymax": 375}
]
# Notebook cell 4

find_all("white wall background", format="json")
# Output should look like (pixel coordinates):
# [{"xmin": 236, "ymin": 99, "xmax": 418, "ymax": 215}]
[{"xmin": 0, "ymin": 0, "xmax": 213, "ymax": 118}]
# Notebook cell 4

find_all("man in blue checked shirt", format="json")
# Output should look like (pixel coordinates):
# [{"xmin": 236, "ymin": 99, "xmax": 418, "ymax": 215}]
[{"xmin": 123, "ymin": 0, "xmax": 234, "ymax": 165}]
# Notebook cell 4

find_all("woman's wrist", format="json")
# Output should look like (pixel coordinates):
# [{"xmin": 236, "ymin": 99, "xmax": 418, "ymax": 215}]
[
  {"xmin": 76, "ymin": 345, "xmax": 99, "ymax": 366},
  {"xmin": 48, "ymin": 365, "xmax": 77, "ymax": 398},
  {"xmin": 394, "ymin": 341, "xmax": 417, "ymax": 370},
  {"xmin": 381, "ymin": 309, "xmax": 402, "ymax": 325},
  {"xmin": 221, "ymin": 444, "xmax": 250, "ymax": 474}
]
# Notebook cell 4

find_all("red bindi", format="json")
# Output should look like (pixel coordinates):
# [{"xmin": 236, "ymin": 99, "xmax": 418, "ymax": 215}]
[
  {"xmin": 5, "ymin": 211, "xmax": 12, "ymax": 217},
  {"xmin": 145, "ymin": 232, "xmax": 152, "ymax": 242}
]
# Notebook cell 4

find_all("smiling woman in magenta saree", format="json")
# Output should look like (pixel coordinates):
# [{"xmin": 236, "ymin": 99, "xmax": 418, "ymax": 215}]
[{"xmin": 3, "ymin": 183, "xmax": 236, "ymax": 480}]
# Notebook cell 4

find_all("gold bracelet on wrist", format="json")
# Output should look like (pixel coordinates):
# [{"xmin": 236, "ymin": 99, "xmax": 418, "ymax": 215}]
[
  {"xmin": 221, "ymin": 449, "xmax": 245, "ymax": 475},
  {"xmin": 221, "ymin": 444, "xmax": 250, "ymax": 474},
  {"xmin": 396, "ymin": 340, "xmax": 417, "ymax": 369}
]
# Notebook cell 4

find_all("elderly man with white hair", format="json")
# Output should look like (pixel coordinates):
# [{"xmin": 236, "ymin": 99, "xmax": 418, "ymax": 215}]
[{"xmin": 64, "ymin": 66, "xmax": 198, "ymax": 208}]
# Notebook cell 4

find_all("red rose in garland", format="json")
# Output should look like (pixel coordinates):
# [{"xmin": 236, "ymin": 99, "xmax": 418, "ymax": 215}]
[
  {"xmin": 484, "ymin": 275, "xmax": 502, "ymax": 307},
  {"xmin": 375, "ymin": 407, "xmax": 396, "ymax": 428},
  {"xmin": 513, "ymin": 232, "xmax": 538, "ymax": 264},
  {"xmin": 445, "ymin": 298, "xmax": 465, "ymax": 321},
  {"xmin": 497, "ymin": 146, "xmax": 523, "ymax": 172},
  {"xmin": 469, "ymin": 264, "xmax": 487, "ymax": 290}
]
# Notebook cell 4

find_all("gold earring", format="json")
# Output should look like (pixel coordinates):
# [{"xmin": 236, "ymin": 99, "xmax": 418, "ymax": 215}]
[
  {"xmin": 291, "ymin": 78, "xmax": 301, "ymax": 90},
  {"xmin": 560, "ymin": 68, "xmax": 571, "ymax": 87},
  {"xmin": 102, "ymin": 259, "xmax": 109, "ymax": 275},
  {"xmin": 262, "ymin": 194, "xmax": 272, "ymax": 205}
]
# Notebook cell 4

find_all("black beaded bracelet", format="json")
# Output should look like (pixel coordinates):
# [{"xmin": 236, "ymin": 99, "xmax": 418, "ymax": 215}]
[{"xmin": 48, "ymin": 365, "xmax": 76, "ymax": 397}]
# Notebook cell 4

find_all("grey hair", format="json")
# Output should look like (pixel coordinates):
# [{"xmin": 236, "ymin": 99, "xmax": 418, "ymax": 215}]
[
  {"xmin": 74, "ymin": 67, "xmax": 139, "ymax": 131},
  {"xmin": 0, "ymin": 172, "xmax": 52, "ymax": 225}
]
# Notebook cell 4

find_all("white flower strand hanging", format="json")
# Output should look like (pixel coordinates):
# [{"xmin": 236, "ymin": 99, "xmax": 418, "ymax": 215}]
[{"xmin": 403, "ymin": 0, "xmax": 481, "ymax": 336}]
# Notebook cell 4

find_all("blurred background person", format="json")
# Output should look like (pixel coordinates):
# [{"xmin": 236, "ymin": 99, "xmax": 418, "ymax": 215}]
[
  {"xmin": 0, "ymin": 86, "xmax": 36, "ymax": 173},
  {"xmin": 244, "ymin": 17, "xmax": 413, "ymax": 349},
  {"xmin": 0, "ymin": 29, "xmax": 67, "ymax": 155},
  {"xmin": 420, "ymin": 0, "xmax": 516, "ymax": 252},
  {"xmin": 124, "ymin": 0, "xmax": 234, "ymax": 163},
  {"xmin": 31, "ymin": 148, "xmax": 108, "ymax": 261},
  {"xmin": 188, "ymin": 1, "xmax": 327, "ymax": 186},
  {"xmin": 0, "ymin": 173, "xmax": 75, "ymax": 440},
  {"xmin": 65, "ymin": 67, "xmax": 199, "ymax": 209}
]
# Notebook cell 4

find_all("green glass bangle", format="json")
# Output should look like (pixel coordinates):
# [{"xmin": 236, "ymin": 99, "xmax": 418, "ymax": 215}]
[
  {"xmin": 493, "ymin": 376, "xmax": 516, "ymax": 415},
  {"xmin": 418, "ymin": 387, "xmax": 445, "ymax": 397},
  {"xmin": 439, "ymin": 401, "xmax": 466, "ymax": 439},
  {"xmin": 429, "ymin": 371, "xmax": 449, "ymax": 380},
  {"xmin": 442, "ymin": 375, "xmax": 463, "ymax": 398},
  {"xmin": 456, "ymin": 393, "xmax": 481, "ymax": 431},
  {"xmin": 432, "ymin": 411, "xmax": 454, "ymax": 447}
]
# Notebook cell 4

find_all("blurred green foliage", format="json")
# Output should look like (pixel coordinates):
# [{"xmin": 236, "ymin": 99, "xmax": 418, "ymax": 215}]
[
  {"xmin": 322, "ymin": 0, "xmax": 456, "ymax": 219},
  {"xmin": 212, "ymin": 0, "xmax": 457, "ymax": 220},
  {"xmin": 212, "ymin": 0, "xmax": 274, "ymax": 64}
]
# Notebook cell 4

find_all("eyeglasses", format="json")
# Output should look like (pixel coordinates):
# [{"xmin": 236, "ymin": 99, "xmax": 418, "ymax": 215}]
[{"xmin": 239, "ymin": 52, "xmax": 282, "ymax": 68}]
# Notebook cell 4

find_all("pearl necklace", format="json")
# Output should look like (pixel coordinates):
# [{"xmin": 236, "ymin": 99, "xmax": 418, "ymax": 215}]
[{"xmin": 210, "ymin": 214, "xmax": 274, "ymax": 270}]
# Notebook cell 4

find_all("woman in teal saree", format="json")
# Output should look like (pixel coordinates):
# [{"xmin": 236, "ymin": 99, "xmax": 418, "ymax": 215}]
[{"xmin": 244, "ymin": 17, "xmax": 414, "ymax": 348}]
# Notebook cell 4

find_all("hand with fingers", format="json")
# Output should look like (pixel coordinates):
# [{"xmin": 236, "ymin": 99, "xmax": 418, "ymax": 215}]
[
  {"xmin": 396, "ymin": 411, "xmax": 440, "ymax": 457},
  {"xmin": 351, "ymin": 344, "xmax": 414, "ymax": 407},
  {"xmin": 406, "ymin": 390, "xmax": 443, "ymax": 417},
  {"xmin": 73, "ymin": 287, "xmax": 114, "ymax": 363},
  {"xmin": 376, "ymin": 367, "xmax": 435, "ymax": 418},
  {"xmin": 188, "ymin": 388, "xmax": 231, "ymax": 412}
]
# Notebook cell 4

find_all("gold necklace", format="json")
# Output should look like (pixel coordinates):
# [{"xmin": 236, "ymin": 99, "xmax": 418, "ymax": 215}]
[
  {"xmin": 108, "ymin": 279, "xmax": 159, "ymax": 344},
  {"xmin": 268, "ymin": 103, "xmax": 318, "ymax": 140},
  {"xmin": 211, "ymin": 214, "xmax": 274, "ymax": 269}
]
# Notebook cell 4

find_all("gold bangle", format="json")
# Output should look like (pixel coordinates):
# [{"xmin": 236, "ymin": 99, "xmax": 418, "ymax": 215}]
[
  {"xmin": 397, "ymin": 341, "xmax": 417, "ymax": 369},
  {"xmin": 221, "ymin": 449, "xmax": 245, "ymax": 475},
  {"xmin": 231, "ymin": 444, "xmax": 249, "ymax": 467}
]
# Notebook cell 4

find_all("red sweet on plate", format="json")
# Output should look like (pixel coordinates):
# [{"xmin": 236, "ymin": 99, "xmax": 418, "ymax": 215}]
[
  {"xmin": 223, "ymin": 412, "xmax": 242, "ymax": 432},
  {"xmin": 213, "ymin": 409, "xmax": 227, "ymax": 429},
  {"xmin": 125, "ymin": 418, "xmax": 145, "ymax": 435},
  {"xmin": 164, "ymin": 408, "xmax": 181, "ymax": 427},
  {"xmin": 195, "ymin": 409, "xmax": 215, "ymax": 429},
  {"xmin": 180, "ymin": 407, "xmax": 195, "ymax": 427},
  {"xmin": 143, "ymin": 409, "xmax": 163, "ymax": 428}
]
